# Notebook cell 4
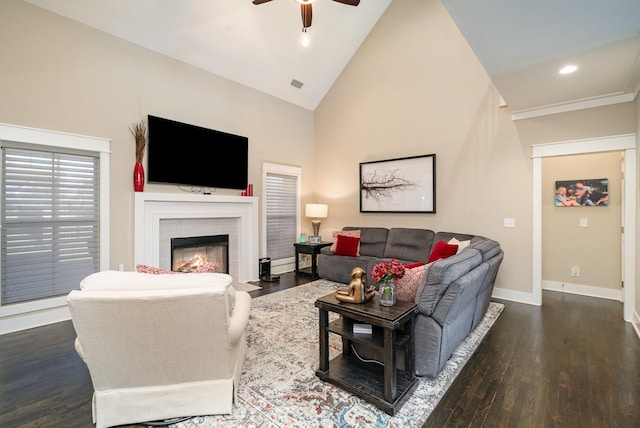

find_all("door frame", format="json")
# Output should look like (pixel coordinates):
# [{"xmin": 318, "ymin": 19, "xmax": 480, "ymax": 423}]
[{"xmin": 532, "ymin": 133, "xmax": 636, "ymax": 322}]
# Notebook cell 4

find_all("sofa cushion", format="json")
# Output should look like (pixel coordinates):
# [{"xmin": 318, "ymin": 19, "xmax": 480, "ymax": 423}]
[
  {"xmin": 81, "ymin": 270, "xmax": 236, "ymax": 311},
  {"xmin": 81, "ymin": 270, "xmax": 233, "ymax": 292},
  {"xmin": 343, "ymin": 227, "xmax": 389, "ymax": 257},
  {"xmin": 416, "ymin": 249, "xmax": 482, "ymax": 316},
  {"xmin": 396, "ymin": 262, "xmax": 431, "ymax": 302},
  {"xmin": 317, "ymin": 253, "xmax": 379, "ymax": 285},
  {"xmin": 468, "ymin": 238, "xmax": 501, "ymax": 261},
  {"xmin": 383, "ymin": 228, "xmax": 435, "ymax": 262},
  {"xmin": 334, "ymin": 235, "xmax": 360, "ymax": 257},
  {"xmin": 329, "ymin": 229, "xmax": 361, "ymax": 254},
  {"xmin": 427, "ymin": 240, "xmax": 459, "ymax": 263}
]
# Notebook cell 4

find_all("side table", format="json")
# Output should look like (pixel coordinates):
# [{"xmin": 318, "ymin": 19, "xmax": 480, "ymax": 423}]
[
  {"xmin": 294, "ymin": 241, "xmax": 331, "ymax": 279},
  {"xmin": 315, "ymin": 292, "xmax": 419, "ymax": 415}
]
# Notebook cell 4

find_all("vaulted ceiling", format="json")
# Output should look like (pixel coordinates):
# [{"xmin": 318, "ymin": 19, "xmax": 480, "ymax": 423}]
[{"xmin": 25, "ymin": 0, "xmax": 640, "ymax": 117}]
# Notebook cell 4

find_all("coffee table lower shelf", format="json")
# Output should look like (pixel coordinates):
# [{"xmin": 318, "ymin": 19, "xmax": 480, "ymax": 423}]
[{"xmin": 315, "ymin": 353, "xmax": 418, "ymax": 416}]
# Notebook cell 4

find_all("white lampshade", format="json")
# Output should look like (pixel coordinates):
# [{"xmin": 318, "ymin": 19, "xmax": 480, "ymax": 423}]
[{"xmin": 305, "ymin": 203, "xmax": 328, "ymax": 219}]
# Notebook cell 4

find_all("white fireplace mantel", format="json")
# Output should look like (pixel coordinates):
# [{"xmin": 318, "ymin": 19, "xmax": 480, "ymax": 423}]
[{"xmin": 134, "ymin": 192, "xmax": 259, "ymax": 282}]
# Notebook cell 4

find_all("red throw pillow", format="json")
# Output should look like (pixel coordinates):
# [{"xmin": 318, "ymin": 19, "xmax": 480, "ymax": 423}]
[
  {"xmin": 330, "ymin": 230, "xmax": 361, "ymax": 254},
  {"xmin": 334, "ymin": 235, "xmax": 360, "ymax": 257},
  {"xmin": 427, "ymin": 240, "xmax": 459, "ymax": 263},
  {"xmin": 405, "ymin": 262, "xmax": 425, "ymax": 269}
]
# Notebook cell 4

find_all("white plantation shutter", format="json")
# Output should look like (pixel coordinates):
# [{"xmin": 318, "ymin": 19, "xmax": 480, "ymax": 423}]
[
  {"xmin": 1, "ymin": 145, "xmax": 100, "ymax": 305},
  {"xmin": 265, "ymin": 173, "xmax": 297, "ymax": 261}
]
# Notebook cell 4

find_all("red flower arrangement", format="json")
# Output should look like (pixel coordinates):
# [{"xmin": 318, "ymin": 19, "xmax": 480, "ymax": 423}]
[{"xmin": 371, "ymin": 258, "xmax": 405, "ymax": 283}]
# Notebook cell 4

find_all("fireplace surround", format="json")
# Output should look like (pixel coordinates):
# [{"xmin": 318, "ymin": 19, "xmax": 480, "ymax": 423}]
[{"xmin": 134, "ymin": 193, "xmax": 259, "ymax": 282}]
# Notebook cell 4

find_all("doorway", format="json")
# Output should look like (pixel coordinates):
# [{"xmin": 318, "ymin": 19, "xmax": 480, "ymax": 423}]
[
  {"xmin": 532, "ymin": 134, "xmax": 636, "ymax": 322},
  {"xmin": 541, "ymin": 152, "xmax": 622, "ymax": 300}
]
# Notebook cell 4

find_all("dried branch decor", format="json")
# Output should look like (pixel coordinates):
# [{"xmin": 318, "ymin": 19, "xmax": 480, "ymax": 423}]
[{"xmin": 130, "ymin": 120, "xmax": 147, "ymax": 163}]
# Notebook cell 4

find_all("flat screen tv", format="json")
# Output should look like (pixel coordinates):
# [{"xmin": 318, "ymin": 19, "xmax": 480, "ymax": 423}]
[{"xmin": 147, "ymin": 115, "xmax": 248, "ymax": 190}]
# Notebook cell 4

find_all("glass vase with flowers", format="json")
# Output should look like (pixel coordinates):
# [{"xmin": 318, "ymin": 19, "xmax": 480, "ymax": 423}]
[{"xmin": 370, "ymin": 258, "xmax": 405, "ymax": 306}]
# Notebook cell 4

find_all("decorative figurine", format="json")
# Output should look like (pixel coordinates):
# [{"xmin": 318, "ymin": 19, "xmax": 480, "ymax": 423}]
[{"xmin": 336, "ymin": 267, "xmax": 375, "ymax": 303}]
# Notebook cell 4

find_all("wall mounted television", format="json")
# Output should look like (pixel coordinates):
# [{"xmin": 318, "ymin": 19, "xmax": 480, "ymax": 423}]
[{"xmin": 147, "ymin": 115, "xmax": 248, "ymax": 190}]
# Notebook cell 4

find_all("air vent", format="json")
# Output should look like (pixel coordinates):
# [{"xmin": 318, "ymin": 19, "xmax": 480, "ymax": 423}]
[{"xmin": 290, "ymin": 79, "xmax": 304, "ymax": 89}]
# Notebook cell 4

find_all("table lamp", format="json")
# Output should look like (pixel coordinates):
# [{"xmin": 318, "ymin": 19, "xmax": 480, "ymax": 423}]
[{"xmin": 305, "ymin": 203, "xmax": 328, "ymax": 237}]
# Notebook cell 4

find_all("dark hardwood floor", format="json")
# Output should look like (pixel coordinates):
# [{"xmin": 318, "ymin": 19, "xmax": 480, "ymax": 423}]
[
  {"xmin": 1, "ymin": 274, "xmax": 638, "ymax": 427},
  {"xmin": 424, "ymin": 291, "xmax": 640, "ymax": 427}
]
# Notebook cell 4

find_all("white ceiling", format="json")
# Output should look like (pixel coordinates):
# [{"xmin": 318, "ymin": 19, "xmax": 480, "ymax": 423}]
[
  {"xmin": 24, "ymin": 0, "xmax": 640, "ymax": 116},
  {"xmin": 24, "ymin": 0, "xmax": 392, "ymax": 111}
]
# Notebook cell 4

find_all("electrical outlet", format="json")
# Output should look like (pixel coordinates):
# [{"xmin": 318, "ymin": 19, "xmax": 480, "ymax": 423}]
[
  {"xmin": 503, "ymin": 218, "xmax": 516, "ymax": 228},
  {"xmin": 571, "ymin": 266, "xmax": 580, "ymax": 277}
]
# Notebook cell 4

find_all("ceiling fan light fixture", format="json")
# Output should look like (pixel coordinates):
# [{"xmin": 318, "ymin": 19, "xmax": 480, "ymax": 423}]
[
  {"xmin": 295, "ymin": 0, "xmax": 315, "ymax": 4},
  {"xmin": 559, "ymin": 64, "xmax": 578, "ymax": 75},
  {"xmin": 301, "ymin": 28, "xmax": 311, "ymax": 47}
]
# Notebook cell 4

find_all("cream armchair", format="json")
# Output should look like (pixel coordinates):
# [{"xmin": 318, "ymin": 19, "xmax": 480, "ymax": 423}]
[{"xmin": 67, "ymin": 271, "xmax": 251, "ymax": 428}]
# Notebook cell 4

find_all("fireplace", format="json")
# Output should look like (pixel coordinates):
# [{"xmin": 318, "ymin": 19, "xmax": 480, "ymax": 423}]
[
  {"xmin": 171, "ymin": 234, "xmax": 229, "ymax": 273},
  {"xmin": 134, "ymin": 193, "xmax": 259, "ymax": 282}
]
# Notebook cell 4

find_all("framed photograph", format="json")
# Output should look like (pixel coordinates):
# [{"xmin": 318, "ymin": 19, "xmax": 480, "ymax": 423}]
[
  {"xmin": 308, "ymin": 236, "xmax": 322, "ymax": 244},
  {"xmin": 360, "ymin": 154, "xmax": 436, "ymax": 213},
  {"xmin": 555, "ymin": 178, "xmax": 609, "ymax": 207}
]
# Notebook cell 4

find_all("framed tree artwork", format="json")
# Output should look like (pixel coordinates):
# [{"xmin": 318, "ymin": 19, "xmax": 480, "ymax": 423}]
[{"xmin": 360, "ymin": 154, "xmax": 436, "ymax": 213}]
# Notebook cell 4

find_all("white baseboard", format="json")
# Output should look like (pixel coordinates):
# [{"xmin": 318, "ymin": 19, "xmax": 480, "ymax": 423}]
[
  {"xmin": 0, "ymin": 306, "xmax": 71, "ymax": 335},
  {"xmin": 492, "ymin": 287, "xmax": 538, "ymax": 305},
  {"xmin": 542, "ymin": 280, "xmax": 622, "ymax": 301},
  {"xmin": 633, "ymin": 310, "xmax": 640, "ymax": 340},
  {"xmin": 271, "ymin": 260, "xmax": 295, "ymax": 276}
]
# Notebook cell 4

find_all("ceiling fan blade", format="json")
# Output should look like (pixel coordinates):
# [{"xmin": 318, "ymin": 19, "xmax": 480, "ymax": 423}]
[
  {"xmin": 332, "ymin": 0, "xmax": 360, "ymax": 6},
  {"xmin": 252, "ymin": 0, "xmax": 273, "ymax": 5},
  {"xmin": 301, "ymin": 3, "xmax": 312, "ymax": 28}
]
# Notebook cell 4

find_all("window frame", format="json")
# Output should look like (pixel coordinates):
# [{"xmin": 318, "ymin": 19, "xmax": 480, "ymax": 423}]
[{"xmin": 0, "ymin": 123, "xmax": 109, "ymax": 330}]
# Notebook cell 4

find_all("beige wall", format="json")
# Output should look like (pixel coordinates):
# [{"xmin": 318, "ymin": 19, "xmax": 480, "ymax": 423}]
[
  {"xmin": 515, "ymin": 103, "xmax": 636, "ymax": 145},
  {"xmin": 542, "ymin": 153, "xmax": 622, "ymax": 290},
  {"xmin": 315, "ymin": 0, "xmax": 531, "ymax": 294},
  {"xmin": 315, "ymin": 0, "xmax": 637, "ymax": 299},
  {"xmin": 0, "ymin": 0, "xmax": 315, "ymax": 270},
  {"xmin": 1, "ymin": 0, "xmax": 638, "ymax": 306}
]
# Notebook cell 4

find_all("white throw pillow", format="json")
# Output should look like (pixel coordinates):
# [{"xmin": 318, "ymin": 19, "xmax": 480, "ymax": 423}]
[{"xmin": 448, "ymin": 237, "xmax": 471, "ymax": 254}]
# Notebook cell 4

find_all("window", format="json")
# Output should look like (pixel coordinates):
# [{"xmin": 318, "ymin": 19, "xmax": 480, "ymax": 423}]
[
  {"xmin": 0, "ymin": 123, "xmax": 109, "ymax": 333},
  {"xmin": 1, "ymin": 145, "xmax": 100, "ymax": 305},
  {"xmin": 262, "ymin": 163, "xmax": 301, "ymax": 272}
]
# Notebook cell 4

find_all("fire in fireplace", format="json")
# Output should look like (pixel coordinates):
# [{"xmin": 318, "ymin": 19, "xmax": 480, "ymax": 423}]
[{"xmin": 171, "ymin": 234, "xmax": 229, "ymax": 273}]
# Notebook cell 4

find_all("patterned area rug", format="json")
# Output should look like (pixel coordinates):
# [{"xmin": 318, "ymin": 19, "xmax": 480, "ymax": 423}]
[{"xmin": 175, "ymin": 279, "xmax": 504, "ymax": 428}]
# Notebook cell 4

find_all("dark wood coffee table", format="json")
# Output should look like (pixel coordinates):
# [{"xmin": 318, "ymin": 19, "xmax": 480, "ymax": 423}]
[{"xmin": 314, "ymin": 292, "xmax": 419, "ymax": 415}]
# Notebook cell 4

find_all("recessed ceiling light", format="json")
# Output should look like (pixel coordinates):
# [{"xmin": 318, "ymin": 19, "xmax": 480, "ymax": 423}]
[{"xmin": 559, "ymin": 65, "xmax": 578, "ymax": 75}]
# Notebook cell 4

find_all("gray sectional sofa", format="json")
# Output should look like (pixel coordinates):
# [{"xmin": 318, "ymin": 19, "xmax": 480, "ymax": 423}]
[{"xmin": 317, "ymin": 227, "xmax": 503, "ymax": 378}]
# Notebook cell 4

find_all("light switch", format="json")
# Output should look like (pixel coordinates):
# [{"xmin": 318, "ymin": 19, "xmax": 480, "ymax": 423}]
[
  {"xmin": 580, "ymin": 218, "xmax": 588, "ymax": 227},
  {"xmin": 503, "ymin": 218, "xmax": 515, "ymax": 228}
]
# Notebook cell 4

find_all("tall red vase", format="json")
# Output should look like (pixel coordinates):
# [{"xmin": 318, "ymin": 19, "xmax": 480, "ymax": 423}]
[{"xmin": 133, "ymin": 161, "xmax": 144, "ymax": 192}]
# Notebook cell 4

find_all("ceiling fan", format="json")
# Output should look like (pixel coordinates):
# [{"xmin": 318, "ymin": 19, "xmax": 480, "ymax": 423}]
[{"xmin": 252, "ymin": 0, "xmax": 361, "ymax": 29}]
